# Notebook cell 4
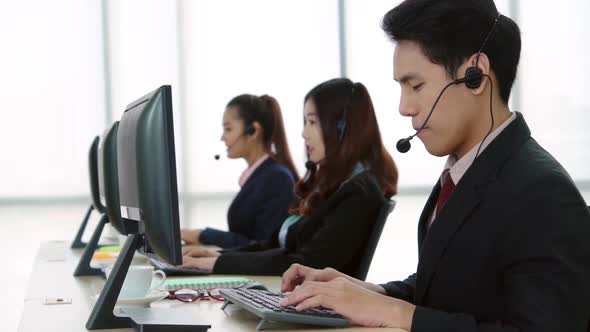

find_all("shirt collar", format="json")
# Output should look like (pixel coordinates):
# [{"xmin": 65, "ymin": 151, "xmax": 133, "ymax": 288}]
[
  {"xmin": 239, "ymin": 154, "xmax": 269, "ymax": 187},
  {"xmin": 442, "ymin": 112, "xmax": 516, "ymax": 185}
]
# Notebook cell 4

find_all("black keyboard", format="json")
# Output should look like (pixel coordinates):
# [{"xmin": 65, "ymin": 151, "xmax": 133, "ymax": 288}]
[
  {"xmin": 219, "ymin": 288, "xmax": 348, "ymax": 329},
  {"xmin": 149, "ymin": 257, "xmax": 210, "ymax": 276}
]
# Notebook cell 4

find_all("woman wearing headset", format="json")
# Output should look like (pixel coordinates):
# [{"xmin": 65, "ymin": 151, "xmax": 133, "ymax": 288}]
[{"xmin": 181, "ymin": 94, "xmax": 299, "ymax": 249}]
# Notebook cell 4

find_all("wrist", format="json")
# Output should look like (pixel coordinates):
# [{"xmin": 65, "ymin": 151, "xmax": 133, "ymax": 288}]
[
  {"xmin": 387, "ymin": 298, "xmax": 415, "ymax": 331},
  {"xmin": 370, "ymin": 284, "xmax": 387, "ymax": 295},
  {"xmin": 358, "ymin": 280, "xmax": 385, "ymax": 294}
]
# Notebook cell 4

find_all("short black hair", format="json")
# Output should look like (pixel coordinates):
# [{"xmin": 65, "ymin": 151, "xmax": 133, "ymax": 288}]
[{"xmin": 382, "ymin": 0, "xmax": 521, "ymax": 104}]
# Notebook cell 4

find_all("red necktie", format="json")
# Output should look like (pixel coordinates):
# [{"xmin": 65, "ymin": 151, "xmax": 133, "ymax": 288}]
[{"xmin": 435, "ymin": 173, "xmax": 455, "ymax": 217}]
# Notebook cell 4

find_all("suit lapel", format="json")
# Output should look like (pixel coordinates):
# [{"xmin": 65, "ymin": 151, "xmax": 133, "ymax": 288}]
[
  {"xmin": 417, "ymin": 181, "xmax": 440, "ymax": 252},
  {"xmin": 414, "ymin": 112, "xmax": 532, "ymax": 304},
  {"xmin": 415, "ymin": 183, "xmax": 483, "ymax": 303}
]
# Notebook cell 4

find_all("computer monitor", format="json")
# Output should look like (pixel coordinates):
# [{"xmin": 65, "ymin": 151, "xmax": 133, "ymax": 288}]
[
  {"xmin": 71, "ymin": 136, "xmax": 105, "ymax": 249},
  {"xmin": 89, "ymin": 136, "xmax": 107, "ymax": 214},
  {"xmin": 117, "ymin": 84, "xmax": 182, "ymax": 264},
  {"xmin": 74, "ymin": 121, "xmax": 141, "ymax": 277},
  {"xmin": 98, "ymin": 121, "xmax": 137, "ymax": 236},
  {"xmin": 86, "ymin": 85, "xmax": 192, "ymax": 331},
  {"xmin": 73, "ymin": 134, "xmax": 117, "ymax": 277}
]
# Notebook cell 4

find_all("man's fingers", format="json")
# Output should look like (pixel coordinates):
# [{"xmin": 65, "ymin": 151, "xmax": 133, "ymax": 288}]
[
  {"xmin": 281, "ymin": 264, "xmax": 306, "ymax": 292},
  {"xmin": 280, "ymin": 281, "xmax": 338, "ymax": 306},
  {"xmin": 280, "ymin": 281, "xmax": 316, "ymax": 306},
  {"xmin": 294, "ymin": 293, "xmax": 338, "ymax": 311}
]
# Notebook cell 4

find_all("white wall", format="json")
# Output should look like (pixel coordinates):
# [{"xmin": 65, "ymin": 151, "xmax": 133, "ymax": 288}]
[
  {"xmin": 518, "ymin": 0, "xmax": 590, "ymax": 180},
  {"xmin": 179, "ymin": 0, "xmax": 340, "ymax": 193},
  {"xmin": 0, "ymin": 0, "xmax": 106, "ymax": 197},
  {"xmin": 1, "ymin": 0, "xmax": 588, "ymax": 200}
]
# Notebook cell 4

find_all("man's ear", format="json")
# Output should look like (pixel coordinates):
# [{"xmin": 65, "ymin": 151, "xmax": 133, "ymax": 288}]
[{"xmin": 466, "ymin": 52, "xmax": 491, "ymax": 95}]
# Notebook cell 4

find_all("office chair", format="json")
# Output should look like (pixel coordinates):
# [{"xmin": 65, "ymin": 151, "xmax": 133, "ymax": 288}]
[{"xmin": 352, "ymin": 199, "xmax": 396, "ymax": 281}]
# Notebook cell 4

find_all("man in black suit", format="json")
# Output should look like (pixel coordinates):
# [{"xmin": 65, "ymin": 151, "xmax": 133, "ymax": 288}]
[{"xmin": 279, "ymin": 0, "xmax": 590, "ymax": 331}]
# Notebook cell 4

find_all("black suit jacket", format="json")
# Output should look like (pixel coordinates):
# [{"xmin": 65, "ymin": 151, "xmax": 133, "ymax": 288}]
[
  {"xmin": 382, "ymin": 113, "xmax": 590, "ymax": 331},
  {"xmin": 199, "ymin": 158, "xmax": 296, "ymax": 248},
  {"xmin": 213, "ymin": 171, "xmax": 387, "ymax": 276}
]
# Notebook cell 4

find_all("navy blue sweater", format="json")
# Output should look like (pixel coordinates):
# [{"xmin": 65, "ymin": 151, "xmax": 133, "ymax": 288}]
[{"xmin": 199, "ymin": 158, "xmax": 296, "ymax": 248}]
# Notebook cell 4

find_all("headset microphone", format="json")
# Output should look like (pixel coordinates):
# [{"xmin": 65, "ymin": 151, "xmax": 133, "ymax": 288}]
[
  {"xmin": 396, "ymin": 137, "xmax": 412, "ymax": 153},
  {"xmin": 214, "ymin": 123, "xmax": 256, "ymax": 160},
  {"xmin": 396, "ymin": 79, "xmax": 466, "ymax": 153},
  {"xmin": 302, "ymin": 160, "xmax": 317, "ymax": 184}
]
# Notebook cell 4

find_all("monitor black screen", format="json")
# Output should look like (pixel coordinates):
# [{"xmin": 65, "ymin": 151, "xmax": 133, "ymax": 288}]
[{"xmin": 116, "ymin": 85, "xmax": 181, "ymax": 265}]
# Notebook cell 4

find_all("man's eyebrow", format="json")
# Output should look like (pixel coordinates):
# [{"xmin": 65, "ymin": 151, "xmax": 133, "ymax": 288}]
[{"xmin": 394, "ymin": 73, "xmax": 419, "ymax": 83}]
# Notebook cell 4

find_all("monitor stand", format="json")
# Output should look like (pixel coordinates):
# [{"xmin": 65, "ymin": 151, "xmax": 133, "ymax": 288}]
[
  {"xmin": 122, "ymin": 307, "xmax": 211, "ymax": 332},
  {"xmin": 73, "ymin": 214, "xmax": 108, "ymax": 276},
  {"xmin": 86, "ymin": 233, "xmax": 141, "ymax": 329},
  {"xmin": 86, "ymin": 234, "xmax": 210, "ymax": 331},
  {"xmin": 71, "ymin": 205, "xmax": 94, "ymax": 249}
]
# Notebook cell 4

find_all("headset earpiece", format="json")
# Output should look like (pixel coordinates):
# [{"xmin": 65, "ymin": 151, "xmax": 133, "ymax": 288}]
[
  {"xmin": 244, "ymin": 123, "xmax": 255, "ymax": 136},
  {"xmin": 458, "ymin": 13, "xmax": 502, "ymax": 90},
  {"xmin": 336, "ymin": 84, "xmax": 356, "ymax": 143},
  {"xmin": 336, "ymin": 117, "xmax": 346, "ymax": 143},
  {"xmin": 464, "ymin": 66, "xmax": 484, "ymax": 89}
]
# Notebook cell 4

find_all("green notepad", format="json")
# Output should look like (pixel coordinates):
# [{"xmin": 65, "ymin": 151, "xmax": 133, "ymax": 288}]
[
  {"xmin": 162, "ymin": 277, "xmax": 254, "ymax": 291},
  {"xmin": 97, "ymin": 245, "xmax": 121, "ymax": 253}
]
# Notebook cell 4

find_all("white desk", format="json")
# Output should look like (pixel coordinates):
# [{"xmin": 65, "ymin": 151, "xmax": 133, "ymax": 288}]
[{"xmin": 18, "ymin": 241, "xmax": 403, "ymax": 332}]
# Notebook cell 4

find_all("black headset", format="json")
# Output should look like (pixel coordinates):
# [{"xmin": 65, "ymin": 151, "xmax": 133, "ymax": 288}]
[
  {"xmin": 305, "ymin": 83, "xmax": 356, "ymax": 173},
  {"xmin": 454, "ymin": 12, "xmax": 501, "ymax": 89},
  {"xmin": 396, "ymin": 13, "xmax": 502, "ymax": 156},
  {"xmin": 213, "ymin": 107, "xmax": 257, "ymax": 161},
  {"xmin": 244, "ymin": 122, "xmax": 256, "ymax": 136},
  {"xmin": 336, "ymin": 84, "xmax": 356, "ymax": 143}
]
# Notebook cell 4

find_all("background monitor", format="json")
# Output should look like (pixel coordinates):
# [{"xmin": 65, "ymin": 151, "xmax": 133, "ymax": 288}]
[
  {"xmin": 71, "ymin": 136, "xmax": 105, "ymax": 249},
  {"xmin": 98, "ymin": 121, "xmax": 137, "ymax": 235},
  {"xmin": 117, "ymin": 84, "xmax": 181, "ymax": 265},
  {"xmin": 73, "ymin": 134, "xmax": 114, "ymax": 275},
  {"xmin": 89, "ymin": 136, "xmax": 106, "ymax": 213}
]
